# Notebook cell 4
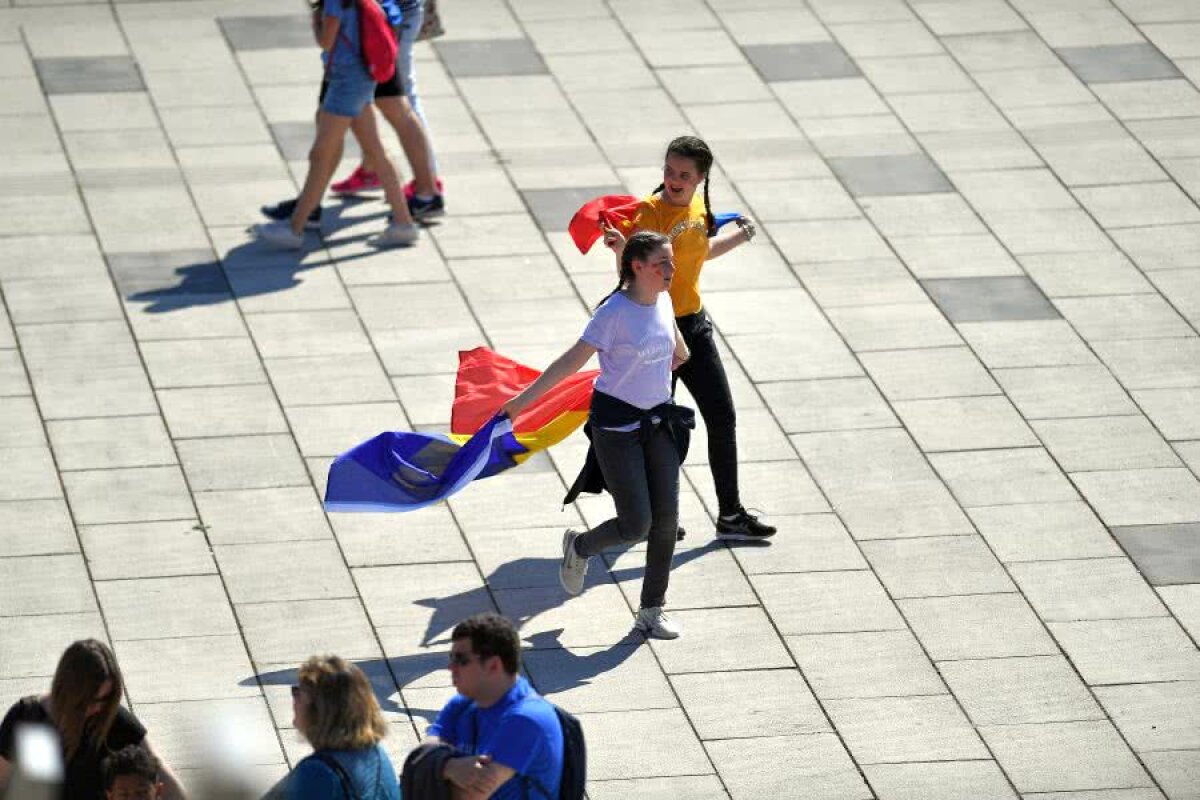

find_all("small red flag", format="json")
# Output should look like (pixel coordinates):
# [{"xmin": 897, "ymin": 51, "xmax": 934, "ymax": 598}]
[{"xmin": 567, "ymin": 194, "xmax": 640, "ymax": 254}]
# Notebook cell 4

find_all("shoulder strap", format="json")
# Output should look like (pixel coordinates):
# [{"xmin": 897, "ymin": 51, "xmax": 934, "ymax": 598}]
[{"xmin": 306, "ymin": 752, "xmax": 360, "ymax": 800}]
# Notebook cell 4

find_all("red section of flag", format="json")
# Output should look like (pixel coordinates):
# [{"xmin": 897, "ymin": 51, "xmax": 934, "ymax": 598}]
[
  {"xmin": 451, "ymin": 347, "xmax": 597, "ymax": 437},
  {"xmin": 567, "ymin": 194, "xmax": 640, "ymax": 254}
]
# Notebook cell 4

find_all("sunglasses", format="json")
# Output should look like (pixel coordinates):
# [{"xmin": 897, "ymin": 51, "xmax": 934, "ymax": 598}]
[
  {"xmin": 290, "ymin": 685, "xmax": 303, "ymax": 699},
  {"xmin": 448, "ymin": 652, "xmax": 479, "ymax": 667}
]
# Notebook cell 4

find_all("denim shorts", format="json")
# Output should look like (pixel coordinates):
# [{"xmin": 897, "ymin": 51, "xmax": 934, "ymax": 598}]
[{"xmin": 320, "ymin": 67, "xmax": 375, "ymax": 118}]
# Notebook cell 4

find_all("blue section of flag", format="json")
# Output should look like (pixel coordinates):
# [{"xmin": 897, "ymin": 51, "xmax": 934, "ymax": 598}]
[
  {"xmin": 713, "ymin": 212, "xmax": 742, "ymax": 231},
  {"xmin": 323, "ymin": 414, "xmax": 526, "ymax": 512}
]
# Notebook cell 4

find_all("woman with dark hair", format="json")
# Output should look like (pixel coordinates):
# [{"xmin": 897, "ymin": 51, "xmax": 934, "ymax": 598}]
[
  {"xmin": 286, "ymin": 655, "xmax": 400, "ymax": 800},
  {"xmin": 0, "ymin": 639, "xmax": 186, "ymax": 800},
  {"xmin": 602, "ymin": 135, "xmax": 775, "ymax": 542},
  {"xmin": 503, "ymin": 231, "xmax": 693, "ymax": 639}
]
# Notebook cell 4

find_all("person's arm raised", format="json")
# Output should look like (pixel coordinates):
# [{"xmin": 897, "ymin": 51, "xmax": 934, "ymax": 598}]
[
  {"xmin": 501, "ymin": 340, "xmax": 596, "ymax": 421},
  {"xmin": 707, "ymin": 217, "xmax": 756, "ymax": 260},
  {"xmin": 601, "ymin": 221, "xmax": 626, "ymax": 277}
]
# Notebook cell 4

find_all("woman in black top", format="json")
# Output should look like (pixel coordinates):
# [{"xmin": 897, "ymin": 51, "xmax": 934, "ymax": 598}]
[{"xmin": 0, "ymin": 639, "xmax": 187, "ymax": 800}]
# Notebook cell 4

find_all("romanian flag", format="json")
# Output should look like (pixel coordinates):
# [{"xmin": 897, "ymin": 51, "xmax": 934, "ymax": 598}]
[
  {"xmin": 323, "ymin": 348, "xmax": 597, "ymax": 512},
  {"xmin": 567, "ymin": 194, "xmax": 745, "ymax": 254}
]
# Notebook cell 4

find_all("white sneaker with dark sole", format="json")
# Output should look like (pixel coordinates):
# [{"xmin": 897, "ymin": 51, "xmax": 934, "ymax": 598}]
[
  {"xmin": 252, "ymin": 220, "xmax": 304, "ymax": 250},
  {"xmin": 559, "ymin": 529, "xmax": 588, "ymax": 596},
  {"xmin": 635, "ymin": 606, "xmax": 681, "ymax": 639}
]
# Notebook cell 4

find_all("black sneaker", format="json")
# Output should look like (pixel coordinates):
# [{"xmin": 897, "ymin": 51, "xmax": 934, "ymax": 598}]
[
  {"xmin": 407, "ymin": 193, "xmax": 445, "ymax": 221},
  {"xmin": 261, "ymin": 198, "xmax": 321, "ymax": 231},
  {"xmin": 716, "ymin": 508, "xmax": 776, "ymax": 541},
  {"xmin": 676, "ymin": 526, "xmax": 686, "ymax": 542}
]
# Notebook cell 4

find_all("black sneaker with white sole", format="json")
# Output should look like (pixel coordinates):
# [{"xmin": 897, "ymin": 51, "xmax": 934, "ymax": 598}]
[
  {"xmin": 716, "ymin": 507, "xmax": 776, "ymax": 541},
  {"xmin": 407, "ymin": 193, "xmax": 445, "ymax": 221},
  {"xmin": 261, "ymin": 198, "xmax": 321, "ymax": 231}
]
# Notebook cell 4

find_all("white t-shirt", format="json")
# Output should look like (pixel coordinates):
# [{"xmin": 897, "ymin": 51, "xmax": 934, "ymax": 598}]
[{"xmin": 581, "ymin": 292, "xmax": 675, "ymax": 414}]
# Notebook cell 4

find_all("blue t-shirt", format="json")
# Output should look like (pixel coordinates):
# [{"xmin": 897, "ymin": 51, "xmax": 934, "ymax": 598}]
[
  {"xmin": 287, "ymin": 743, "xmax": 401, "ymax": 800},
  {"xmin": 323, "ymin": 0, "xmax": 366, "ymax": 73},
  {"xmin": 429, "ymin": 677, "xmax": 563, "ymax": 800}
]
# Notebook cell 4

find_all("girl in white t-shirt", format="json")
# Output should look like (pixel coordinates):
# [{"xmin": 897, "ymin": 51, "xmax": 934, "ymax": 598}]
[{"xmin": 502, "ymin": 231, "xmax": 692, "ymax": 639}]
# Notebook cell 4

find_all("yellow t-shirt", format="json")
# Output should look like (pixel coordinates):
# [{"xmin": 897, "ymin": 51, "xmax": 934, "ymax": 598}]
[{"xmin": 618, "ymin": 193, "xmax": 709, "ymax": 317}]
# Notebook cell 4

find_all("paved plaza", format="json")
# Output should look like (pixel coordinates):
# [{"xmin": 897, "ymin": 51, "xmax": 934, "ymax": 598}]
[{"xmin": 2, "ymin": 0, "xmax": 1200, "ymax": 796}]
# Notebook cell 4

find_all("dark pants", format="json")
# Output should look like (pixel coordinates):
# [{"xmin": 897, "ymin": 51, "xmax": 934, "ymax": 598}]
[
  {"xmin": 575, "ymin": 425, "xmax": 680, "ymax": 609},
  {"xmin": 674, "ymin": 309, "xmax": 740, "ymax": 517}
]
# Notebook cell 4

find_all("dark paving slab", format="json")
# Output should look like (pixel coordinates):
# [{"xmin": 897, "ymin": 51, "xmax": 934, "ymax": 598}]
[
  {"xmin": 922, "ymin": 277, "xmax": 1061, "ymax": 323},
  {"xmin": 1112, "ymin": 522, "xmax": 1200, "ymax": 585},
  {"xmin": 521, "ymin": 185, "xmax": 629, "ymax": 232},
  {"xmin": 434, "ymin": 39, "xmax": 548, "ymax": 78},
  {"xmin": 35, "ymin": 56, "xmax": 144, "ymax": 94},
  {"xmin": 219, "ymin": 15, "xmax": 314, "ymax": 51},
  {"xmin": 109, "ymin": 249, "xmax": 226, "ymax": 296},
  {"xmin": 743, "ymin": 42, "xmax": 861, "ymax": 82},
  {"xmin": 1058, "ymin": 43, "xmax": 1182, "ymax": 84},
  {"xmin": 829, "ymin": 153, "xmax": 953, "ymax": 197}
]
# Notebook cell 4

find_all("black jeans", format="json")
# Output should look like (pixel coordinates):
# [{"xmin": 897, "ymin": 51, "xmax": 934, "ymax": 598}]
[
  {"xmin": 674, "ymin": 309, "xmax": 740, "ymax": 517},
  {"xmin": 575, "ymin": 425, "xmax": 680, "ymax": 609}
]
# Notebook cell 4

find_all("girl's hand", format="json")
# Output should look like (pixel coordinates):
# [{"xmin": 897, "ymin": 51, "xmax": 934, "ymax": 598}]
[
  {"xmin": 672, "ymin": 348, "xmax": 690, "ymax": 371},
  {"xmin": 601, "ymin": 221, "xmax": 626, "ymax": 253},
  {"xmin": 500, "ymin": 398, "xmax": 521, "ymax": 421}
]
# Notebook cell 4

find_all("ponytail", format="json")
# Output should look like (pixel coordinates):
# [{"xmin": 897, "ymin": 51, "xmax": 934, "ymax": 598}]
[{"xmin": 701, "ymin": 174, "xmax": 715, "ymax": 236}]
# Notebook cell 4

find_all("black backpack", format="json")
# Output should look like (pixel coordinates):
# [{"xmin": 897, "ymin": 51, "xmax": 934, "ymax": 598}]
[
  {"xmin": 552, "ymin": 705, "xmax": 586, "ymax": 800},
  {"xmin": 517, "ymin": 704, "xmax": 586, "ymax": 800}
]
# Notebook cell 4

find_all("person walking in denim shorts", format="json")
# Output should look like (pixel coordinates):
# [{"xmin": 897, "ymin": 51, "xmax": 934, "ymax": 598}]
[{"xmin": 253, "ymin": 0, "xmax": 419, "ymax": 250}]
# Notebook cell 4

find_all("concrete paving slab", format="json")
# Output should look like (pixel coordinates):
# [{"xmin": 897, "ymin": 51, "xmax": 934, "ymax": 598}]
[
  {"xmin": 940, "ymin": 654, "xmax": 1104, "ymax": 726},
  {"xmin": 1111, "ymin": 523, "xmax": 1200, "ymax": 585},
  {"xmin": 863, "ymin": 760, "xmax": 1017, "ymax": 800},
  {"xmin": 705, "ymin": 732, "xmax": 870, "ymax": 800},
  {"xmin": 753, "ymin": 570, "xmax": 906, "ymax": 635},
  {"xmin": 672, "ymin": 668, "xmax": 830, "ymax": 739},
  {"xmin": 34, "ymin": 55, "xmax": 143, "ymax": 94},
  {"xmin": 968, "ymin": 501, "xmax": 1123, "ymax": 563},
  {"xmin": 787, "ymin": 630, "xmax": 945, "ymax": 699},
  {"xmin": 1050, "ymin": 617, "xmax": 1200, "ymax": 684},
  {"xmin": 78, "ymin": 519, "xmax": 215, "ymax": 580},
  {"xmin": 825, "ymin": 694, "xmax": 988, "ymax": 763},
  {"xmin": 1059, "ymin": 42, "xmax": 1183, "ymax": 83},
  {"xmin": 97, "ymin": 575, "xmax": 237, "ymax": 641},
  {"xmin": 980, "ymin": 720, "xmax": 1152, "ymax": 793},
  {"xmin": 900, "ymin": 594, "xmax": 1058, "ymax": 661}
]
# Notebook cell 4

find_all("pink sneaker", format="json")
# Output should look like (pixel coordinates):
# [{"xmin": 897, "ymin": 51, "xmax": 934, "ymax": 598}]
[
  {"xmin": 332, "ymin": 166, "xmax": 381, "ymax": 195},
  {"xmin": 404, "ymin": 177, "xmax": 445, "ymax": 200}
]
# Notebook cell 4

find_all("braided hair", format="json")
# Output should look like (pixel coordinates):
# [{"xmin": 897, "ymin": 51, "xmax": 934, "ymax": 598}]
[
  {"xmin": 596, "ymin": 231, "xmax": 670, "ymax": 309},
  {"xmin": 652, "ymin": 135, "xmax": 717, "ymax": 236}
]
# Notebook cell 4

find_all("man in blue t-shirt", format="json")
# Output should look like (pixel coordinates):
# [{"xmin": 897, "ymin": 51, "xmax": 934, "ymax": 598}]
[{"xmin": 427, "ymin": 614, "xmax": 563, "ymax": 799}]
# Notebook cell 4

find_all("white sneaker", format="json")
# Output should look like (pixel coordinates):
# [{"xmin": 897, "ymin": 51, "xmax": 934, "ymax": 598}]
[
  {"xmin": 252, "ymin": 220, "xmax": 304, "ymax": 250},
  {"xmin": 375, "ymin": 221, "xmax": 420, "ymax": 247},
  {"xmin": 559, "ymin": 529, "xmax": 588, "ymax": 596},
  {"xmin": 635, "ymin": 606, "xmax": 681, "ymax": 640}
]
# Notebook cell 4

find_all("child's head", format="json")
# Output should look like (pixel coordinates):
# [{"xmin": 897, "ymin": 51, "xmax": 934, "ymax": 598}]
[
  {"xmin": 620, "ymin": 231, "xmax": 674, "ymax": 294},
  {"xmin": 103, "ymin": 745, "xmax": 163, "ymax": 800},
  {"xmin": 655, "ymin": 136, "xmax": 716, "ymax": 234}
]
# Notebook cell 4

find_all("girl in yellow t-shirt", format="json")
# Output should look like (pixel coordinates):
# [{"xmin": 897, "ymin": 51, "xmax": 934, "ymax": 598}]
[{"xmin": 602, "ymin": 135, "xmax": 775, "ymax": 542}]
